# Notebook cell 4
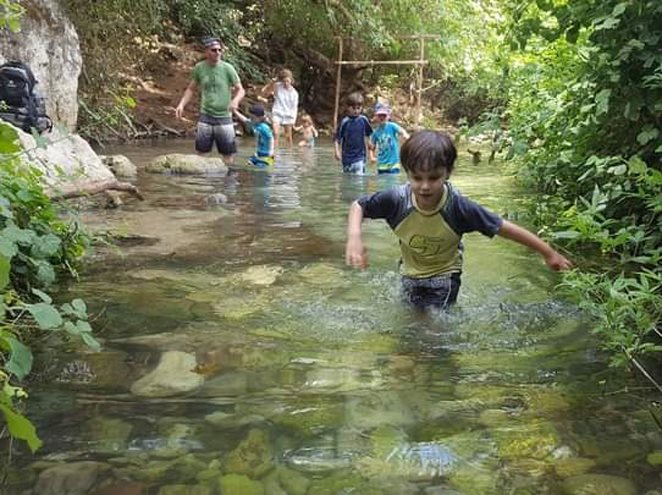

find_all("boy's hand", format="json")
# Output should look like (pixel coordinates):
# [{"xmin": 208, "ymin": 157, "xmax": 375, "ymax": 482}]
[
  {"xmin": 334, "ymin": 150, "xmax": 341, "ymax": 161},
  {"xmin": 346, "ymin": 238, "xmax": 368, "ymax": 270},
  {"xmin": 545, "ymin": 251, "xmax": 573, "ymax": 271}
]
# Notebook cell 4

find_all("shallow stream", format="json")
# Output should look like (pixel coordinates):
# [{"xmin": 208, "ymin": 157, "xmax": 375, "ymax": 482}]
[{"xmin": 7, "ymin": 138, "xmax": 661, "ymax": 494}]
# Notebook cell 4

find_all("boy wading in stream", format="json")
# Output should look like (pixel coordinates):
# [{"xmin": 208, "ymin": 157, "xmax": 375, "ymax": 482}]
[{"xmin": 345, "ymin": 130, "xmax": 573, "ymax": 311}]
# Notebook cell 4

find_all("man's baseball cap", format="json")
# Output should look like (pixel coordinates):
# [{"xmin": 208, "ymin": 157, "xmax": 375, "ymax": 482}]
[
  {"xmin": 249, "ymin": 104, "xmax": 265, "ymax": 117},
  {"xmin": 202, "ymin": 37, "xmax": 222, "ymax": 49},
  {"xmin": 374, "ymin": 102, "xmax": 391, "ymax": 115}
]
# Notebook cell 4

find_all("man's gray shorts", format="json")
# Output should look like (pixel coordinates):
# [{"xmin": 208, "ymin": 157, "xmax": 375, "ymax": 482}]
[{"xmin": 195, "ymin": 115, "xmax": 236, "ymax": 155}]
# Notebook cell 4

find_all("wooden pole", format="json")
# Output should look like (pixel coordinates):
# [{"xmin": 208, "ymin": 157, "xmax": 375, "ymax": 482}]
[
  {"xmin": 333, "ymin": 36, "xmax": 343, "ymax": 133},
  {"xmin": 416, "ymin": 37, "xmax": 425, "ymax": 128},
  {"xmin": 334, "ymin": 60, "xmax": 428, "ymax": 66}
]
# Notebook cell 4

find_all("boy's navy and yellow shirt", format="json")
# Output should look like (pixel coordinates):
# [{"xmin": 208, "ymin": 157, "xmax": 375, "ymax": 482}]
[{"xmin": 357, "ymin": 183, "xmax": 503, "ymax": 278}]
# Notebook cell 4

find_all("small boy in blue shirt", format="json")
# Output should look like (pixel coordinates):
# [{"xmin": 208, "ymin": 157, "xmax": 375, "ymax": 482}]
[
  {"xmin": 346, "ymin": 130, "xmax": 572, "ymax": 311},
  {"xmin": 334, "ymin": 92, "xmax": 373, "ymax": 174},
  {"xmin": 369, "ymin": 102, "xmax": 410, "ymax": 174},
  {"xmin": 233, "ymin": 104, "xmax": 274, "ymax": 167}
]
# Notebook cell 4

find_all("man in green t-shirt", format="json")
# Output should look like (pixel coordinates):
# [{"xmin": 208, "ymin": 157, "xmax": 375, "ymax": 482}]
[{"xmin": 175, "ymin": 37, "xmax": 245, "ymax": 164}]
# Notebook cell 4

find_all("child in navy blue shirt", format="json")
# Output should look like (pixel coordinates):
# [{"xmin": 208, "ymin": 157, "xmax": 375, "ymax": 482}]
[
  {"xmin": 233, "ymin": 104, "xmax": 274, "ymax": 168},
  {"xmin": 334, "ymin": 92, "xmax": 373, "ymax": 174}
]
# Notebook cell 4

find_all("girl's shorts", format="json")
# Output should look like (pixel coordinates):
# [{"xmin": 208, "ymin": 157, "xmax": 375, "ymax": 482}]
[{"xmin": 272, "ymin": 112, "xmax": 296, "ymax": 126}]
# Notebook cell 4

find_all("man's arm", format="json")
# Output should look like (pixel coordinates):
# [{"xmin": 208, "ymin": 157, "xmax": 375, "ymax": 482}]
[
  {"xmin": 175, "ymin": 80, "xmax": 197, "ymax": 119},
  {"xmin": 498, "ymin": 220, "xmax": 572, "ymax": 271},
  {"xmin": 229, "ymin": 83, "xmax": 245, "ymax": 112},
  {"xmin": 346, "ymin": 201, "xmax": 368, "ymax": 269}
]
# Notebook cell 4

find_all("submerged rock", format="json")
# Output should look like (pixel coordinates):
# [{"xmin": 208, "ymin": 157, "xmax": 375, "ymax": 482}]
[
  {"xmin": 101, "ymin": 154, "xmax": 137, "ymax": 177},
  {"xmin": 238, "ymin": 264, "xmax": 284, "ymax": 286},
  {"xmin": 158, "ymin": 485, "xmax": 212, "ymax": 495},
  {"xmin": 146, "ymin": 154, "xmax": 228, "ymax": 175},
  {"xmin": 223, "ymin": 429, "xmax": 273, "ymax": 478},
  {"xmin": 284, "ymin": 446, "xmax": 353, "ymax": 473},
  {"xmin": 218, "ymin": 473, "xmax": 264, "ymax": 495},
  {"xmin": 130, "ymin": 351, "xmax": 204, "ymax": 397},
  {"xmin": 360, "ymin": 440, "xmax": 458, "ymax": 481},
  {"xmin": 33, "ymin": 461, "xmax": 111, "ymax": 495},
  {"xmin": 562, "ymin": 473, "xmax": 637, "ymax": 495}
]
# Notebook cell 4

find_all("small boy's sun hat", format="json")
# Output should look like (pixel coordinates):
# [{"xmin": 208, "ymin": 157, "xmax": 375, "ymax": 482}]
[{"xmin": 374, "ymin": 102, "xmax": 391, "ymax": 115}]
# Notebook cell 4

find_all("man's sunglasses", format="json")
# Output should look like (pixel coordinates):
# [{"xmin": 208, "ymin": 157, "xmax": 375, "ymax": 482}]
[{"xmin": 209, "ymin": 48, "xmax": 222, "ymax": 52}]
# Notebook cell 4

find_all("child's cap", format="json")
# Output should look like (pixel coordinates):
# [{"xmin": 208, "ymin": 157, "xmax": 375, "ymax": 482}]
[
  {"xmin": 202, "ymin": 37, "xmax": 222, "ymax": 49},
  {"xmin": 249, "ymin": 104, "xmax": 265, "ymax": 117},
  {"xmin": 374, "ymin": 102, "xmax": 391, "ymax": 115}
]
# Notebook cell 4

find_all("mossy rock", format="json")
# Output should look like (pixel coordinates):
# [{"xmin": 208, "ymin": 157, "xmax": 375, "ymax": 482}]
[
  {"xmin": 271, "ymin": 398, "xmax": 344, "ymax": 437},
  {"xmin": 146, "ymin": 154, "xmax": 228, "ymax": 175},
  {"xmin": 158, "ymin": 484, "xmax": 213, "ymax": 495},
  {"xmin": 218, "ymin": 473, "xmax": 264, "ymax": 495},
  {"xmin": 223, "ymin": 429, "xmax": 273, "ymax": 478},
  {"xmin": 561, "ymin": 473, "xmax": 637, "ymax": 495},
  {"xmin": 493, "ymin": 422, "xmax": 560, "ymax": 460}
]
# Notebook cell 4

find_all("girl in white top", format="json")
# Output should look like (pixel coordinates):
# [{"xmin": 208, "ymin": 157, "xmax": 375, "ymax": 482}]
[{"xmin": 263, "ymin": 68, "xmax": 299, "ymax": 147}]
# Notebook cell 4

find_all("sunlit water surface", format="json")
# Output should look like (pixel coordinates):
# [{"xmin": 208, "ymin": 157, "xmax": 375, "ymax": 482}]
[{"xmin": 6, "ymin": 138, "xmax": 661, "ymax": 494}]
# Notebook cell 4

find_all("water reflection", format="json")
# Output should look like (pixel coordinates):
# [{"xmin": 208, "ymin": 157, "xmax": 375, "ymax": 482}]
[{"xmin": 5, "ymin": 139, "xmax": 660, "ymax": 495}]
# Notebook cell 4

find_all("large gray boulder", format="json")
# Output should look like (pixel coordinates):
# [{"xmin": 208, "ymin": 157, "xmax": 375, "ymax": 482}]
[
  {"xmin": 0, "ymin": 0, "xmax": 82, "ymax": 129},
  {"xmin": 14, "ymin": 125, "xmax": 115, "ymax": 188}
]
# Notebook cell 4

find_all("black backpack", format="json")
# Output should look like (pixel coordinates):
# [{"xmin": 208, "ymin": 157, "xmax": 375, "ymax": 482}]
[{"xmin": 0, "ymin": 61, "xmax": 52, "ymax": 133}]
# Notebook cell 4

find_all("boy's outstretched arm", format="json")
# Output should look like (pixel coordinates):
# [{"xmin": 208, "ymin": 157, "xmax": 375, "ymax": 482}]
[
  {"xmin": 498, "ymin": 220, "xmax": 572, "ymax": 271},
  {"xmin": 346, "ymin": 201, "xmax": 369, "ymax": 269}
]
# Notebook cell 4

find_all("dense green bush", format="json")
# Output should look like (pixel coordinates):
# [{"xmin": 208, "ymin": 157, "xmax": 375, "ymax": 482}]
[
  {"xmin": 0, "ymin": 122, "xmax": 98, "ymax": 452},
  {"xmin": 503, "ymin": 0, "xmax": 662, "ymax": 371}
]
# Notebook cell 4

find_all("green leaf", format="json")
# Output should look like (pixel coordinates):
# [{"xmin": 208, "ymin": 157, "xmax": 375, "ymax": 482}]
[
  {"xmin": 76, "ymin": 320, "xmax": 93, "ymax": 333},
  {"xmin": 0, "ymin": 238, "xmax": 17, "ymax": 258},
  {"xmin": 31, "ymin": 288, "xmax": 52, "ymax": 304},
  {"xmin": 71, "ymin": 299, "xmax": 87, "ymax": 319},
  {"xmin": 637, "ymin": 126, "xmax": 659, "ymax": 145},
  {"xmin": 0, "ymin": 404, "xmax": 42, "ymax": 453},
  {"xmin": 31, "ymin": 234, "xmax": 61, "ymax": 258},
  {"xmin": 79, "ymin": 329, "xmax": 100, "ymax": 352},
  {"xmin": 35, "ymin": 261, "xmax": 56, "ymax": 286},
  {"xmin": 553, "ymin": 230, "xmax": 582, "ymax": 239},
  {"xmin": 26, "ymin": 302, "xmax": 63, "ymax": 329},
  {"xmin": 5, "ymin": 337, "xmax": 33, "ymax": 379},
  {"xmin": 607, "ymin": 164, "xmax": 627, "ymax": 175},
  {"xmin": 595, "ymin": 89, "xmax": 611, "ymax": 115},
  {"xmin": 628, "ymin": 156, "xmax": 648, "ymax": 175},
  {"xmin": 0, "ymin": 122, "xmax": 20, "ymax": 154},
  {"xmin": 1, "ymin": 224, "xmax": 34, "ymax": 245},
  {"xmin": 0, "ymin": 255, "xmax": 9, "ymax": 291},
  {"xmin": 612, "ymin": 3, "xmax": 627, "ymax": 16}
]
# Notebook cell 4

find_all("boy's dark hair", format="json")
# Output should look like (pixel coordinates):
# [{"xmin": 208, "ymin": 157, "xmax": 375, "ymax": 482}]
[
  {"xmin": 401, "ymin": 130, "xmax": 457, "ymax": 174},
  {"xmin": 346, "ymin": 92, "xmax": 364, "ymax": 106}
]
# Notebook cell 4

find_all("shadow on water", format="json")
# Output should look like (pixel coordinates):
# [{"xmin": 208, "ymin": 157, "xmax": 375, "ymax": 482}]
[{"xmin": 5, "ymin": 138, "xmax": 662, "ymax": 494}]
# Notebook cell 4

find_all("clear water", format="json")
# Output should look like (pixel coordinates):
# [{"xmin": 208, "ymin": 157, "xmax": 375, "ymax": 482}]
[{"xmin": 7, "ymin": 138, "xmax": 662, "ymax": 494}]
